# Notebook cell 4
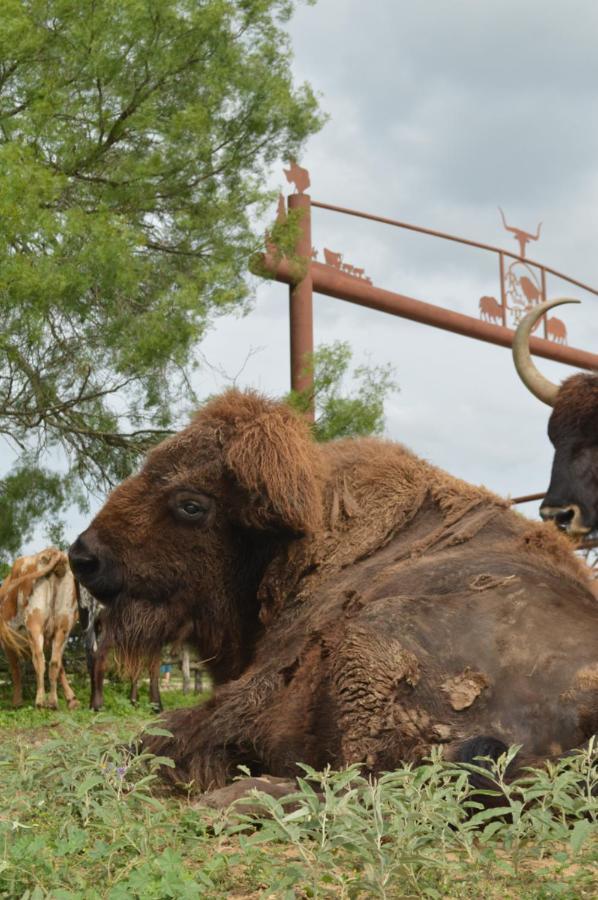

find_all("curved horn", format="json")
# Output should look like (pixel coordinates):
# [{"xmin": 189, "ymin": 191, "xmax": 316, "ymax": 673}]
[{"xmin": 512, "ymin": 298, "xmax": 580, "ymax": 407}]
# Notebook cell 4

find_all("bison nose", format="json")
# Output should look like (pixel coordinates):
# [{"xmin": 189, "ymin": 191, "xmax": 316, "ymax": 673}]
[
  {"xmin": 554, "ymin": 508, "xmax": 575, "ymax": 529},
  {"xmin": 69, "ymin": 531, "xmax": 123, "ymax": 602},
  {"xmin": 69, "ymin": 535, "xmax": 99, "ymax": 578}
]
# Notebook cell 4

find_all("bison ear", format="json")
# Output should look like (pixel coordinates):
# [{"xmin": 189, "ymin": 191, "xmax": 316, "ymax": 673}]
[{"xmin": 223, "ymin": 403, "xmax": 323, "ymax": 535}]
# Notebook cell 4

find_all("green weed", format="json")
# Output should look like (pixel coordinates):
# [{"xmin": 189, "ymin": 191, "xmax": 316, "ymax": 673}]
[{"xmin": 0, "ymin": 690, "xmax": 597, "ymax": 898}]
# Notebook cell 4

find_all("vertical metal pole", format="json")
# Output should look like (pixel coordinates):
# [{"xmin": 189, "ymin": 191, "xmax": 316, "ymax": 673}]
[
  {"xmin": 288, "ymin": 192, "xmax": 314, "ymax": 420},
  {"xmin": 540, "ymin": 266, "xmax": 548, "ymax": 338},
  {"xmin": 181, "ymin": 648, "xmax": 191, "ymax": 695},
  {"xmin": 499, "ymin": 252, "xmax": 507, "ymax": 326}
]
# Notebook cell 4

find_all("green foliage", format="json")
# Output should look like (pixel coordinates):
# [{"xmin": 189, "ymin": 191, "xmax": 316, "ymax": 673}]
[
  {"xmin": 1, "ymin": 714, "xmax": 597, "ymax": 898},
  {"xmin": 287, "ymin": 340, "xmax": 398, "ymax": 442},
  {"xmin": 0, "ymin": 464, "xmax": 65, "ymax": 562},
  {"xmin": 223, "ymin": 746, "xmax": 598, "ymax": 897},
  {"xmin": 250, "ymin": 205, "xmax": 307, "ymax": 281},
  {"xmin": 0, "ymin": 676, "xmax": 201, "ymax": 726},
  {"xmin": 0, "ymin": 0, "xmax": 323, "ymax": 554}
]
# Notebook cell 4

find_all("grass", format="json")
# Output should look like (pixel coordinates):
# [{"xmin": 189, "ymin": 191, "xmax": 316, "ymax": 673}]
[{"xmin": 1, "ymin": 675, "xmax": 597, "ymax": 898}]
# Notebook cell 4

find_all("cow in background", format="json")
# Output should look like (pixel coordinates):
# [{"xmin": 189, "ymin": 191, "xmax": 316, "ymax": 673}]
[
  {"xmin": 0, "ymin": 548, "xmax": 79, "ymax": 709},
  {"xmin": 78, "ymin": 586, "xmax": 162, "ymax": 711}
]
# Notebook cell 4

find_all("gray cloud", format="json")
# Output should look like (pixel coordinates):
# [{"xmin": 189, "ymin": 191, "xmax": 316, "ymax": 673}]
[{"xmin": 198, "ymin": 0, "xmax": 598, "ymax": 513}]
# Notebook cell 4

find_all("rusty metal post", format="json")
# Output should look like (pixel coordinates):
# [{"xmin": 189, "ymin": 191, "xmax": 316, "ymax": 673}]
[
  {"xmin": 510, "ymin": 491, "xmax": 545, "ymax": 505},
  {"xmin": 288, "ymin": 192, "xmax": 314, "ymax": 419},
  {"xmin": 260, "ymin": 253, "xmax": 598, "ymax": 372},
  {"xmin": 499, "ymin": 252, "xmax": 507, "ymax": 327}
]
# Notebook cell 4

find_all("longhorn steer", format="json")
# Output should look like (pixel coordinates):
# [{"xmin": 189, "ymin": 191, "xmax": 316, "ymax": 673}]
[
  {"xmin": 0, "ymin": 548, "xmax": 79, "ymax": 709},
  {"xmin": 70, "ymin": 390, "xmax": 598, "ymax": 791},
  {"xmin": 512, "ymin": 298, "xmax": 595, "ymax": 535}
]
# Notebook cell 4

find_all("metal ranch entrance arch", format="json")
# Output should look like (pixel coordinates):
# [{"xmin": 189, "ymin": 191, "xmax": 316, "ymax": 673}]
[{"xmin": 261, "ymin": 166, "xmax": 598, "ymax": 427}]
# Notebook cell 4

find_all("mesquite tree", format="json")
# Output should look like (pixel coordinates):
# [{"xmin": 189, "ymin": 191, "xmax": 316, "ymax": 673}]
[{"xmin": 0, "ymin": 0, "xmax": 322, "ymax": 556}]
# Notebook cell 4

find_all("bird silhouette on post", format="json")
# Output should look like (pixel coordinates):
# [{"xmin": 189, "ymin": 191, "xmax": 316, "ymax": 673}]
[
  {"xmin": 284, "ymin": 161, "xmax": 310, "ymax": 194},
  {"xmin": 498, "ymin": 207, "xmax": 542, "ymax": 259}
]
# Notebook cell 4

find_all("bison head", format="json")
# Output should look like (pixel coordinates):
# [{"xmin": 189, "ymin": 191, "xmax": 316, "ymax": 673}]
[
  {"xmin": 69, "ymin": 390, "xmax": 323, "ymax": 680},
  {"xmin": 513, "ymin": 298, "xmax": 598, "ymax": 536}
]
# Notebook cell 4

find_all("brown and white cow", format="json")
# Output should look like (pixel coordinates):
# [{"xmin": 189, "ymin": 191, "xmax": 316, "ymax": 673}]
[{"xmin": 0, "ymin": 547, "xmax": 79, "ymax": 709}]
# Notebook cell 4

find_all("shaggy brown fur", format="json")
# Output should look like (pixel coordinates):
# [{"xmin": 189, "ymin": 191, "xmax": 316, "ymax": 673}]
[{"xmin": 70, "ymin": 390, "xmax": 598, "ymax": 791}]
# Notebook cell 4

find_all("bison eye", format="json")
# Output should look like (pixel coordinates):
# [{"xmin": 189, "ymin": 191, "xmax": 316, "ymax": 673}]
[
  {"xmin": 169, "ymin": 491, "xmax": 213, "ymax": 525},
  {"xmin": 181, "ymin": 500, "xmax": 205, "ymax": 517}
]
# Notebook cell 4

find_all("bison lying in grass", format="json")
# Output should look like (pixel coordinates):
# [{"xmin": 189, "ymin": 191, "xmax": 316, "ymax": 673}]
[{"xmin": 70, "ymin": 390, "xmax": 598, "ymax": 791}]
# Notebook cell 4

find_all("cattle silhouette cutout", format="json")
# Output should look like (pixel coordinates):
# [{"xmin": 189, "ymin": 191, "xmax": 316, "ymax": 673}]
[
  {"xmin": 322, "ymin": 247, "xmax": 372, "ymax": 284},
  {"xmin": 479, "ymin": 296, "xmax": 503, "ymax": 324},
  {"xmin": 324, "ymin": 248, "xmax": 342, "ymax": 268},
  {"xmin": 284, "ymin": 161, "xmax": 310, "ymax": 194},
  {"xmin": 519, "ymin": 275, "xmax": 542, "ymax": 305},
  {"xmin": 547, "ymin": 316, "xmax": 567, "ymax": 345},
  {"xmin": 499, "ymin": 207, "xmax": 542, "ymax": 259}
]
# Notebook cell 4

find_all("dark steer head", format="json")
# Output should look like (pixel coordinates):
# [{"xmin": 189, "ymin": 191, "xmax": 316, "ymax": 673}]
[
  {"xmin": 69, "ymin": 390, "xmax": 323, "ymax": 679},
  {"xmin": 513, "ymin": 298, "xmax": 598, "ymax": 537}
]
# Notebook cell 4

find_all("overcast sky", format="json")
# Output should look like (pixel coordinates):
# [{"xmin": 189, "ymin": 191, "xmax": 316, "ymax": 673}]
[
  {"xmin": 197, "ymin": 0, "xmax": 598, "ymax": 516},
  {"xmin": 14, "ymin": 0, "xmax": 598, "ymax": 547}
]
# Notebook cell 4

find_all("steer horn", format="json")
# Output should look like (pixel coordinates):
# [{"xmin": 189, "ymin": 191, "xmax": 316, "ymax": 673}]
[{"xmin": 512, "ymin": 298, "xmax": 581, "ymax": 406}]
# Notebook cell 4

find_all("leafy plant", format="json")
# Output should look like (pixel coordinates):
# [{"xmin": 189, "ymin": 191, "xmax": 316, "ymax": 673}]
[
  {"xmin": 223, "ymin": 745, "xmax": 598, "ymax": 898},
  {"xmin": 0, "ymin": 0, "xmax": 323, "ymax": 561},
  {"xmin": 1, "ymin": 689, "xmax": 597, "ymax": 898},
  {"xmin": 287, "ymin": 340, "xmax": 398, "ymax": 442}
]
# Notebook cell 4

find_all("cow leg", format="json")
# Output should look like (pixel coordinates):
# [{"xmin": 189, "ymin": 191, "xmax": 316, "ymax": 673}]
[
  {"xmin": 59, "ymin": 665, "xmax": 79, "ymax": 710},
  {"xmin": 130, "ymin": 678, "xmax": 139, "ymax": 706},
  {"xmin": 91, "ymin": 634, "xmax": 111, "ymax": 711},
  {"xmin": 140, "ymin": 703, "xmax": 232, "ymax": 789},
  {"xmin": 6, "ymin": 647, "xmax": 23, "ymax": 708},
  {"xmin": 148, "ymin": 658, "xmax": 163, "ymax": 713},
  {"xmin": 85, "ymin": 642, "xmax": 95, "ymax": 699},
  {"xmin": 182, "ymin": 648, "xmax": 191, "ymax": 694},
  {"xmin": 48, "ymin": 622, "xmax": 70, "ymax": 709},
  {"xmin": 26, "ymin": 611, "xmax": 46, "ymax": 708}
]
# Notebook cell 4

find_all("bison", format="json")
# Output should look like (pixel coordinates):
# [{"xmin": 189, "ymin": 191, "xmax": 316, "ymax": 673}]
[
  {"xmin": 512, "ymin": 297, "xmax": 595, "ymax": 535},
  {"xmin": 69, "ymin": 390, "xmax": 598, "ymax": 792}
]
